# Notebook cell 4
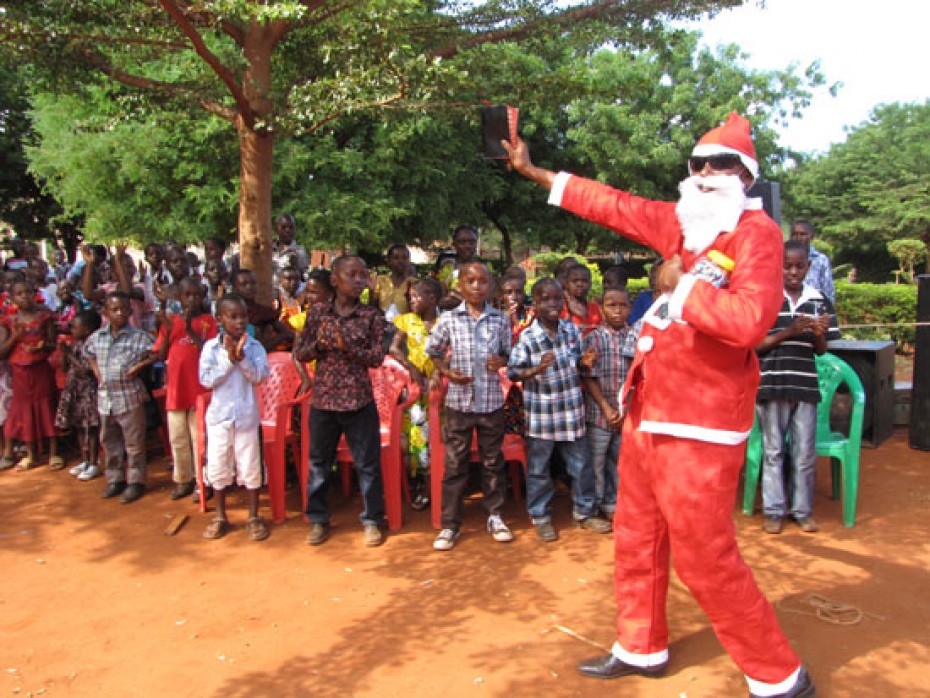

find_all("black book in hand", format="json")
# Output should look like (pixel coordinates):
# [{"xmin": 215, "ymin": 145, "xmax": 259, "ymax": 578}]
[{"xmin": 481, "ymin": 104, "xmax": 519, "ymax": 159}]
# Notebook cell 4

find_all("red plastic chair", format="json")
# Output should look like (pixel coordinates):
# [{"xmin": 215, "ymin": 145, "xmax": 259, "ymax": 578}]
[
  {"xmin": 299, "ymin": 357, "xmax": 420, "ymax": 532},
  {"xmin": 195, "ymin": 352, "xmax": 309, "ymax": 523},
  {"xmin": 428, "ymin": 370, "xmax": 526, "ymax": 530}
]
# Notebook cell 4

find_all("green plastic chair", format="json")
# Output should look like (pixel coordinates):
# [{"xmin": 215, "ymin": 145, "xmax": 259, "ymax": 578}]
[{"xmin": 742, "ymin": 352, "xmax": 866, "ymax": 527}]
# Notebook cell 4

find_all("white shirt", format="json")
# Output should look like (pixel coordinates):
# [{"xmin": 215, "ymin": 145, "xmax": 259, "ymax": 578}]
[{"xmin": 198, "ymin": 334, "xmax": 269, "ymax": 430}]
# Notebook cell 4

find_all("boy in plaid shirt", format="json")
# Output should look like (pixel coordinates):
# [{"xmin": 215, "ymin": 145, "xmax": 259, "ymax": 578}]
[
  {"xmin": 508, "ymin": 278, "xmax": 612, "ymax": 542},
  {"xmin": 426, "ymin": 261, "xmax": 513, "ymax": 551},
  {"xmin": 581, "ymin": 287, "xmax": 641, "ymax": 518}
]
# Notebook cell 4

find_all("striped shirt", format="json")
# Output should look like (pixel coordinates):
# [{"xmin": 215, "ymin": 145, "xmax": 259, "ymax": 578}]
[
  {"xmin": 508, "ymin": 318, "xmax": 585, "ymax": 441},
  {"xmin": 425, "ymin": 302, "xmax": 511, "ymax": 413},
  {"xmin": 756, "ymin": 285, "xmax": 840, "ymax": 403},
  {"xmin": 84, "ymin": 325, "xmax": 155, "ymax": 416},
  {"xmin": 580, "ymin": 320, "xmax": 641, "ymax": 430}
]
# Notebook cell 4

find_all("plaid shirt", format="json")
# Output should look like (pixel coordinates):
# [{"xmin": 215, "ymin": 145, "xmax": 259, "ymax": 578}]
[
  {"xmin": 426, "ymin": 302, "xmax": 511, "ymax": 414},
  {"xmin": 84, "ymin": 325, "xmax": 154, "ymax": 416},
  {"xmin": 580, "ymin": 320, "xmax": 642, "ymax": 430},
  {"xmin": 804, "ymin": 247, "xmax": 835, "ymax": 304},
  {"xmin": 508, "ymin": 318, "xmax": 585, "ymax": 441}
]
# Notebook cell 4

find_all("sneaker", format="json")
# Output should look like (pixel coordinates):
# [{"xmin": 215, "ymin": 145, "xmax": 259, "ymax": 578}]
[
  {"xmin": 306, "ymin": 522, "xmax": 330, "ymax": 546},
  {"xmin": 363, "ymin": 523, "xmax": 384, "ymax": 547},
  {"xmin": 575, "ymin": 516, "xmax": 612, "ymax": 534},
  {"xmin": 78, "ymin": 464, "xmax": 101, "ymax": 481},
  {"xmin": 69, "ymin": 461, "xmax": 88, "ymax": 477},
  {"xmin": 763, "ymin": 516, "xmax": 784, "ymax": 534},
  {"xmin": 487, "ymin": 515, "xmax": 514, "ymax": 543},
  {"xmin": 433, "ymin": 528, "xmax": 461, "ymax": 551},
  {"xmin": 535, "ymin": 522, "xmax": 558, "ymax": 542},
  {"xmin": 796, "ymin": 516, "xmax": 819, "ymax": 533}
]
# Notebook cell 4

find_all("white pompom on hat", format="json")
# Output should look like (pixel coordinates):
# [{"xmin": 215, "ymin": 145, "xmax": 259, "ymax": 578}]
[{"xmin": 690, "ymin": 112, "xmax": 759, "ymax": 181}]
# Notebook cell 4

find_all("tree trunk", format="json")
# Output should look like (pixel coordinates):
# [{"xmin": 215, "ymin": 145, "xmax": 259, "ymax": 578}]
[
  {"xmin": 237, "ymin": 122, "xmax": 275, "ymax": 306},
  {"xmin": 486, "ymin": 212, "xmax": 513, "ymax": 268}
]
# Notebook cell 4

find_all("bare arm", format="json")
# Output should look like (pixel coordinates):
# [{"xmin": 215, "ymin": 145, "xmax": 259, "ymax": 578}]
[{"xmin": 501, "ymin": 137, "xmax": 556, "ymax": 190}]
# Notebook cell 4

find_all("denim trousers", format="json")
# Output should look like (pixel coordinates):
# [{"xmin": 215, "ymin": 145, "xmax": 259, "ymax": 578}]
[
  {"xmin": 757, "ymin": 400, "xmax": 818, "ymax": 519},
  {"xmin": 306, "ymin": 402, "xmax": 384, "ymax": 527},
  {"xmin": 586, "ymin": 423, "xmax": 621, "ymax": 514},
  {"xmin": 440, "ymin": 408, "xmax": 506, "ymax": 530},
  {"xmin": 525, "ymin": 435, "xmax": 597, "ymax": 523}
]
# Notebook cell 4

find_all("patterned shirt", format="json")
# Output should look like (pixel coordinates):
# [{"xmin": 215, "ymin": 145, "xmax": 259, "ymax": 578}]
[
  {"xmin": 199, "ymin": 334, "xmax": 269, "ymax": 430},
  {"xmin": 580, "ymin": 320, "xmax": 642, "ymax": 430},
  {"xmin": 293, "ymin": 300, "xmax": 385, "ymax": 412},
  {"xmin": 425, "ymin": 302, "xmax": 511, "ymax": 414},
  {"xmin": 804, "ymin": 247, "xmax": 835, "ymax": 305},
  {"xmin": 508, "ymin": 318, "xmax": 586, "ymax": 441},
  {"xmin": 84, "ymin": 325, "xmax": 155, "ymax": 416},
  {"xmin": 756, "ymin": 285, "xmax": 841, "ymax": 403}
]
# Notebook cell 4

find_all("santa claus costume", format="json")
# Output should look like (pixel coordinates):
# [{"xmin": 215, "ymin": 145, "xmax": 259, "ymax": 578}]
[{"xmin": 547, "ymin": 114, "xmax": 813, "ymax": 697}]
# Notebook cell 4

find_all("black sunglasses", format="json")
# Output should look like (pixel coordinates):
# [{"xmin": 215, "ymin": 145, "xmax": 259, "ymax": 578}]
[{"xmin": 689, "ymin": 154, "xmax": 742, "ymax": 172}]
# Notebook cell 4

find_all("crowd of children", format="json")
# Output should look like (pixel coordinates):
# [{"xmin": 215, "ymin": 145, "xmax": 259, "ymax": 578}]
[{"xmin": 0, "ymin": 230, "xmax": 839, "ymax": 547}]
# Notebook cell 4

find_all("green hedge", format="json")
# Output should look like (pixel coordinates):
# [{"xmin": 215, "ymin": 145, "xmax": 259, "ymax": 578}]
[{"xmin": 835, "ymin": 281, "xmax": 917, "ymax": 351}]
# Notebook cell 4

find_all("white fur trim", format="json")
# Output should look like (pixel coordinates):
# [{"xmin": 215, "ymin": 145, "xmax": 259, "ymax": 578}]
[
  {"xmin": 745, "ymin": 196, "xmax": 763, "ymax": 210},
  {"xmin": 691, "ymin": 143, "xmax": 759, "ymax": 180},
  {"xmin": 745, "ymin": 667, "xmax": 802, "ymax": 696},
  {"xmin": 548, "ymin": 171, "xmax": 572, "ymax": 207},
  {"xmin": 611, "ymin": 641, "xmax": 669, "ymax": 668},
  {"xmin": 638, "ymin": 420, "xmax": 751, "ymax": 445},
  {"xmin": 667, "ymin": 273, "xmax": 698, "ymax": 321}
]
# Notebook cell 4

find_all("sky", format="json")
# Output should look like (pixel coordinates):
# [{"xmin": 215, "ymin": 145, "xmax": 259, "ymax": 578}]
[{"xmin": 686, "ymin": 0, "xmax": 930, "ymax": 154}]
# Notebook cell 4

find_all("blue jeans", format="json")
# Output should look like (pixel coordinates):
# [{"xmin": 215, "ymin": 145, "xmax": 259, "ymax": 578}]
[
  {"xmin": 757, "ymin": 400, "xmax": 817, "ymax": 519},
  {"xmin": 586, "ymin": 424, "xmax": 620, "ymax": 514},
  {"xmin": 525, "ymin": 435, "xmax": 597, "ymax": 523},
  {"xmin": 306, "ymin": 402, "xmax": 384, "ymax": 527}
]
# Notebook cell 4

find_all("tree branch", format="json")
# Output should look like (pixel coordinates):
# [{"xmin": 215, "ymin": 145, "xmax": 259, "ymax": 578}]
[{"xmin": 157, "ymin": 0, "xmax": 254, "ymax": 127}]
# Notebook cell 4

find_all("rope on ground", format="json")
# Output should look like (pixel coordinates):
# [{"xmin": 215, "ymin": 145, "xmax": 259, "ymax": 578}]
[
  {"xmin": 546, "ymin": 625, "xmax": 611, "ymax": 652},
  {"xmin": 775, "ymin": 593, "xmax": 865, "ymax": 626}
]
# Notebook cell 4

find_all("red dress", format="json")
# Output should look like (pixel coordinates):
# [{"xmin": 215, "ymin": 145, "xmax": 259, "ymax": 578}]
[{"xmin": 3, "ymin": 311, "xmax": 58, "ymax": 442}]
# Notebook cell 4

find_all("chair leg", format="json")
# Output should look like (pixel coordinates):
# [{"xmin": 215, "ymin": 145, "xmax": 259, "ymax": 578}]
[
  {"xmin": 266, "ymin": 451, "xmax": 287, "ymax": 524},
  {"xmin": 841, "ymin": 454, "xmax": 859, "ymax": 528},
  {"xmin": 831, "ymin": 457, "xmax": 841, "ymax": 500},
  {"xmin": 741, "ymin": 429, "xmax": 763, "ymax": 516},
  {"xmin": 431, "ymin": 450, "xmax": 444, "ymax": 530},
  {"xmin": 383, "ymin": 448, "xmax": 402, "ymax": 532}
]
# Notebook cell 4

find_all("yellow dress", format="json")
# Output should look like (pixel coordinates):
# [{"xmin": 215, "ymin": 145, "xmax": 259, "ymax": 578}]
[{"xmin": 394, "ymin": 313, "xmax": 435, "ymax": 475}]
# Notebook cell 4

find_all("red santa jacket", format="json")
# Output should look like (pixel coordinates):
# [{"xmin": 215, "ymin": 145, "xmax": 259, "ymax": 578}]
[{"xmin": 551, "ymin": 173, "xmax": 783, "ymax": 444}]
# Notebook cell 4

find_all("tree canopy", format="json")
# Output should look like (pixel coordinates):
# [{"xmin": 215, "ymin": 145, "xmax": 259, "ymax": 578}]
[{"xmin": 780, "ymin": 101, "xmax": 930, "ymax": 280}]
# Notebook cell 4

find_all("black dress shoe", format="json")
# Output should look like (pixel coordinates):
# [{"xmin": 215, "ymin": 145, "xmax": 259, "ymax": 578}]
[
  {"xmin": 120, "ymin": 483, "xmax": 145, "ymax": 504},
  {"xmin": 101, "ymin": 482, "xmax": 127, "ymax": 499},
  {"xmin": 750, "ymin": 667, "xmax": 815, "ymax": 698},
  {"xmin": 577, "ymin": 653, "xmax": 667, "ymax": 680},
  {"xmin": 170, "ymin": 480, "xmax": 196, "ymax": 500}
]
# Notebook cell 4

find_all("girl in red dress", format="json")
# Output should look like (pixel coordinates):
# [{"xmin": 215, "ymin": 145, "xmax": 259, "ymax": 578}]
[{"xmin": 0, "ymin": 281, "xmax": 59, "ymax": 470}]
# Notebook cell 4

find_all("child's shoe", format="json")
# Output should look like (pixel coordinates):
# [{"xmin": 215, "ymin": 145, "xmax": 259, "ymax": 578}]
[
  {"xmin": 69, "ymin": 461, "xmax": 88, "ymax": 477},
  {"xmin": 575, "ymin": 515, "xmax": 612, "ymax": 534},
  {"xmin": 796, "ymin": 516, "xmax": 819, "ymax": 533},
  {"xmin": 487, "ymin": 515, "xmax": 514, "ymax": 542},
  {"xmin": 78, "ymin": 464, "xmax": 101, "ymax": 481},
  {"xmin": 433, "ymin": 528, "xmax": 460, "ymax": 551},
  {"xmin": 534, "ymin": 522, "xmax": 558, "ymax": 542}
]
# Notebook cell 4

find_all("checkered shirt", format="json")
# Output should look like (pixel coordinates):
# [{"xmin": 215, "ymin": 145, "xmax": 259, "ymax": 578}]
[
  {"xmin": 508, "ymin": 318, "xmax": 585, "ymax": 441},
  {"xmin": 580, "ymin": 320, "xmax": 642, "ymax": 430},
  {"xmin": 84, "ymin": 325, "xmax": 155, "ymax": 416},
  {"xmin": 804, "ymin": 247, "xmax": 835, "ymax": 304},
  {"xmin": 425, "ymin": 302, "xmax": 511, "ymax": 414}
]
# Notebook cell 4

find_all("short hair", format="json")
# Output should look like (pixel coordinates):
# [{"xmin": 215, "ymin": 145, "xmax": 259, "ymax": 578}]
[
  {"xmin": 276, "ymin": 213, "xmax": 296, "ymax": 225},
  {"xmin": 532, "ymin": 276, "xmax": 562, "ymax": 298},
  {"xmin": 602, "ymin": 265, "xmax": 629, "ymax": 288},
  {"xmin": 414, "ymin": 277, "xmax": 442, "ymax": 300},
  {"xmin": 602, "ymin": 286, "xmax": 630, "ymax": 302},
  {"xmin": 453, "ymin": 225, "xmax": 478, "ymax": 241},
  {"xmin": 144, "ymin": 242, "xmax": 163, "ymax": 254},
  {"xmin": 4, "ymin": 269, "xmax": 26, "ymax": 282},
  {"xmin": 306, "ymin": 267, "xmax": 333, "ymax": 291},
  {"xmin": 386, "ymin": 243, "xmax": 409, "ymax": 258},
  {"xmin": 217, "ymin": 292, "xmax": 247, "ymax": 315},
  {"xmin": 177, "ymin": 276, "xmax": 204, "ymax": 293},
  {"xmin": 785, "ymin": 240, "xmax": 808, "ymax": 257},
  {"xmin": 792, "ymin": 220, "xmax": 815, "ymax": 236},
  {"xmin": 230, "ymin": 268, "xmax": 254, "ymax": 286},
  {"xmin": 74, "ymin": 309, "xmax": 102, "ymax": 333},
  {"xmin": 567, "ymin": 263, "xmax": 591, "ymax": 279},
  {"xmin": 332, "ymin": 254, "xmax": 364, "ymax": 274},
  {"xmin": 10, "ymin": 278, "xmax": 33, "ymax": 294},
  {"xmin": 104, "ymin": 289, "xmax": 131, "ymax": 306},
  {"xmin": 205, "ymin": 236, "xmax": 228, "ymax": 253},
  {"xmin": 458, "ymin": 260, "xmax": 489, "ymax": 278}
]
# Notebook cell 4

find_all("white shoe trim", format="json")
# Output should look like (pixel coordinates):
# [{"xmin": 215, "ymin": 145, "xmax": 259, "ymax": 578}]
[
  {"xmin": 611, "ymin": 641, "xmax": 668, "ymax": 668},
  {"xmin": 745, "ymin": 667, "xmax": 801, "ymax": 696}
]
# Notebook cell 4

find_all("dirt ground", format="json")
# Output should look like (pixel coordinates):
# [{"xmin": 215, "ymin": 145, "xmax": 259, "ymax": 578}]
[{"xmin": 2, "ymin": 428, "xmax": 929, "ymax": 698}]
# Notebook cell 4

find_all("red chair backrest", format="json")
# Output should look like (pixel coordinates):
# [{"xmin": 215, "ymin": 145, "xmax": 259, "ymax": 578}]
[
  {"xmin": 369, "ymin": 358, "xmax": 409, "ymax": 424},
  {"xmin": 257, "ymin": 352, "xmax": 303, "ymax": 424}
]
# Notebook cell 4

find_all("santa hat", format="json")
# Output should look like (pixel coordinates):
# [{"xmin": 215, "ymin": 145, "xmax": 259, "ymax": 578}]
[{"xmin": 690, "ymin": 112, "xmax": 759, "ymax": 181}]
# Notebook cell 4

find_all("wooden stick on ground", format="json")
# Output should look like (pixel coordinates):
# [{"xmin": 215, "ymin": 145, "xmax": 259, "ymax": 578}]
[{"xmin": 164, "ymin": 514, "xmax": 189, "ymax": 536}]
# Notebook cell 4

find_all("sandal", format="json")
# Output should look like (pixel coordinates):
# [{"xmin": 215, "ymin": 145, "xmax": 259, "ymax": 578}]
[
  {"xmin": 0, "ymin": 456, "xmax": 15, "ymax": 471},
  {"xmin": 202, "ymin": 518, "xmax": 230, "ymax": 540},
  {"xmin": 247, "ymin": 516, "xmax": 270, "ymax": 542},
  {"xmin": 15, "ymin": 456, "xmax": 35, "ymax": 471},
  {"xmin": 49, "ymin": 456, "xmax": 66, "ymax": 471}
]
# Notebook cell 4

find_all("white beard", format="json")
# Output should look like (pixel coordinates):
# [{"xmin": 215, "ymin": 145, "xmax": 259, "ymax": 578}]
[{"xmin": 675, "ymin": 174, "xmax": 747, "ymax": 254}]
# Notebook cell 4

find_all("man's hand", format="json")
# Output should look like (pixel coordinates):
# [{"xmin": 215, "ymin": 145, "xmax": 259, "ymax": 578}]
[
  {"xmin": 500, "ymin": 137, "xmax": 556, "ymax": 190},
  {"xmin": 788, "ymin": 315, "xmax": 816, "ymax": 337},
  {"xmin": 486, "ymin": 355, "xmax": 506, "ymax": 372},
  {"xmin": 125, "ymin": 360, "xmax": 147, "ymax": 379},
  {"xmin": 535, "ymin": 351, "xmax": 556, "ymax": 376},
  {"xmin": 605, "ymin": 406, "xmax": 623, "ymax": 430},
  {"xmin": 813, "ymin": 314, "xmax": 830, "ymax": 338},
  {"xmin": 446, "ymin": 368, "xmax": 474, "ymax": 385},
  {"xmin": 656, "ymin": 255, "xmax": 683, "ymax": 294},
  {"xmin": 580, "ymin": 345, "xmax": 597, "ymax": 369}
]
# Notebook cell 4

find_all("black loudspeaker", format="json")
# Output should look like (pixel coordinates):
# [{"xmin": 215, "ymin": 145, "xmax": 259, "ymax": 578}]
[
  {"xmin": 747, "ymin": 180, "xmax": 781, "ymax": 225},
  {"xmin": 909, "ymin": 275, "xmax": 930, "ymax": 450},
  {"xmin": 827, "ymin": 339, "xmax": 896, "ymax": 448}
]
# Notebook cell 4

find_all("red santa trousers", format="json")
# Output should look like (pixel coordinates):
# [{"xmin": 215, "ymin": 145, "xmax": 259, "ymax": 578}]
[{"xmin": 613, "ymin": 396, "xmax": 800, "ymax": 683}]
